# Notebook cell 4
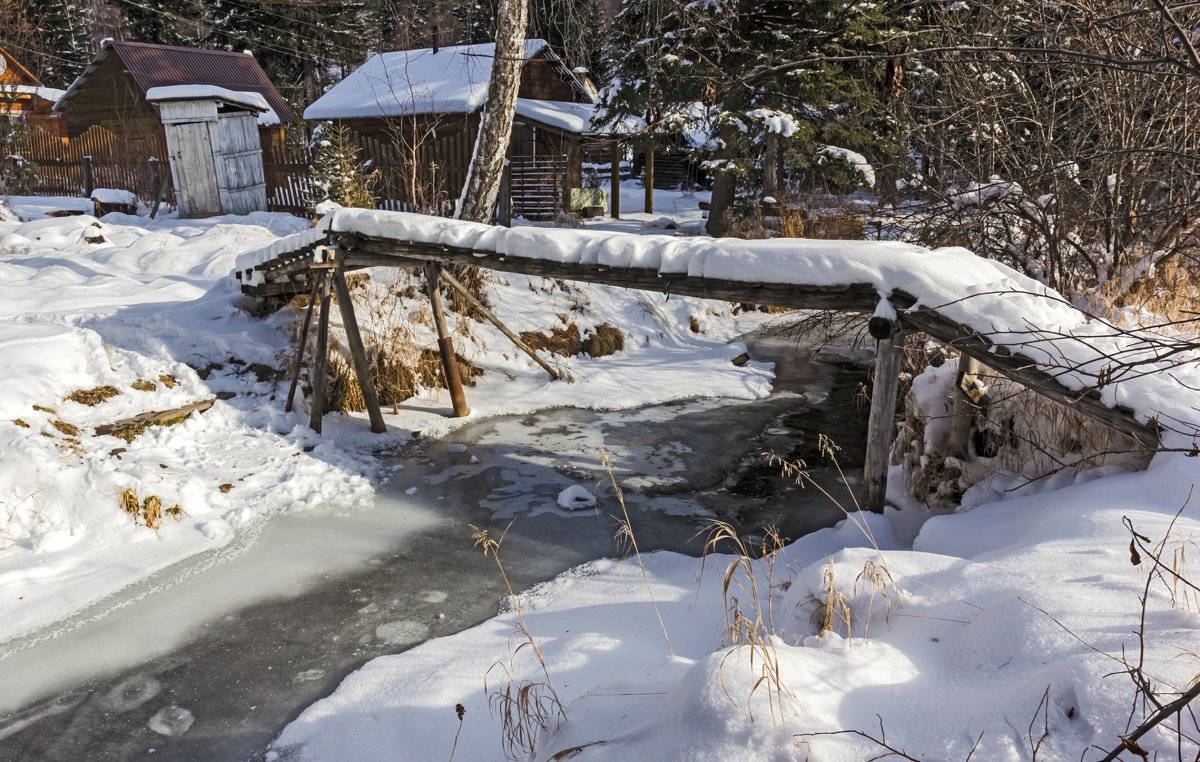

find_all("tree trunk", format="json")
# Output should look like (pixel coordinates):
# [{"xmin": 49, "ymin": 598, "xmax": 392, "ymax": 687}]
[
  {"xmin": 455, "ymin": 0, "xmax": 530, "ymax": 223},
  {"xmin": 705, "ymin": 121, "xmax": 740, "ymax": 237}
]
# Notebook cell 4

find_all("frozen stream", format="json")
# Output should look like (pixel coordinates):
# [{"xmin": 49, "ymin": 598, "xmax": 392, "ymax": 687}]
[{"xmin": 0, "ymin": 337, "xmax": 871, "ymax": 762}]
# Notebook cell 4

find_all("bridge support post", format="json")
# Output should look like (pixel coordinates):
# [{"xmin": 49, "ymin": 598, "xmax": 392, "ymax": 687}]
[
  {"xmin": 947, "ymin": 353, "xmax": 982, "ymax": 457},
  {"xmin": 426, "ymin": 264, "xmax": 470, "ymax": 417},
  {"xmin": 285, "ymin": 276, "xmax": 321, "ymax": 414},
  {"xmin": 310, "ymin": 271, "xmax": 333, "ymax": 434},
  {"xmin": 333, "ymin": 262, "xmax": 387, "ymax": 434},
  {"xmin": 862, "ymin": 319, "xmax": 905, "ymax": 512}
]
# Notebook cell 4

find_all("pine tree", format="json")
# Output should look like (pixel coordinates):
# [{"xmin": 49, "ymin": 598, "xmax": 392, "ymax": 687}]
[
  {"xmin": 207, "ymin": 0, "xmax": 367, "ymax": 108},
  {"xmin": 599, "ymin": 0, "xmax": 905, "ymax": 234},
  {"xmin": 121, "ymin": 0, "xmax": 208, "ymax": 46},
  {"xmin": 307, "ymin": 123, "xmax": 377, "ymax": 209},
  {"xmin": 453, "ymin": 0, "xmax": 600, "ymax": 70},
  {"xmin": 23, "ymin": 0, "xmax": 95, "ymax": 87}
]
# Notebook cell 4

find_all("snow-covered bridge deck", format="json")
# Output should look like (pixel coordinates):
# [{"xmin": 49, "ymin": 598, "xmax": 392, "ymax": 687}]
[{"xmin": 236, "ymin": 209, "xmax": 1188, "ymax": 495}]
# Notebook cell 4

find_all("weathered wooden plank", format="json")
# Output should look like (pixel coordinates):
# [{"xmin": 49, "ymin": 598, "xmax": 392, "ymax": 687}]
[
  {"xmin": 439, "ymin": 267, "xmax": 559, "ymax": 381},
  {"xmin": 94, "ymin": 398, "xmax": 216, "ymax": 437},
  {"xmin": 896, "ymin": 303, "xmax": 1159, "ymax": 445},
  {"xmin": 425, "ymin": 263, "xmax": 470, "ymax": 417},
  {"xmin": 862, "ymin": 330, "xmax": 904, "ymax": 511},
  {"xmin": 310, "ymin": 273, "xmax": 332, "ymax": 434},
  {"xmin": 243, "ymin": 232, "xmax": 1161, "ymax": 447},
  {"xmin": 332, "ymin": 263, "xmax": 387, "ymax": 433},
  {"xmin": 337, "ymin": 236, "xmax": 883, "ymax": 311}
]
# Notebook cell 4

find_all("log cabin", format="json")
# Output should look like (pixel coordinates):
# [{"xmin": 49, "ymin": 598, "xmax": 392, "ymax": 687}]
[
  {"xmin": 0, "ymin": 46, "xmax": 63, "ymax": 136},
  {"xmin": 304, "ymin": 39, "xmax": 621, "ymax": 220}
]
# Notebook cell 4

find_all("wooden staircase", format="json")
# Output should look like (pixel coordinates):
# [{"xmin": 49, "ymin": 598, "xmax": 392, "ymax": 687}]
[{"xmin": 509, "ymin": 155, "xmax": 566, "ymax": 220}]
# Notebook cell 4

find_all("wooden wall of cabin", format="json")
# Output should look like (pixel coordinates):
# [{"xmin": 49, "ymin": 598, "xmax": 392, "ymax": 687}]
[
  {"xmin": 59, "ymin": 54, "xmax": 159, "ymax": 142},
  {"xmin": 518, "ymin": 53, "xmax": 584, "ymax": 103},
  {"xmin": 341, "ymin": 113, "xmax": 477, "ymax": 212}
]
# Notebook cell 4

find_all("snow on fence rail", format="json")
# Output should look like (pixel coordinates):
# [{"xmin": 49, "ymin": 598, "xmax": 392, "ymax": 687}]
[{"xmin": 236, "ymin": 208, "xmax": 1200, "ymax": 446}]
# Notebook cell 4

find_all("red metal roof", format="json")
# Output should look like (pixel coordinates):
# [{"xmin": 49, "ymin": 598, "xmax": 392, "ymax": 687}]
[{"xmin": 59, "ymin": 41, "xmax": 295, "ymax": 123}]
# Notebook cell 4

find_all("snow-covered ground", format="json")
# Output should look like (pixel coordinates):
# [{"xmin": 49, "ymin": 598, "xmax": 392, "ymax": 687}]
[
  {"xmin": 3, "ymin": 189, "xmax": 1199, "ymax": 761},
  {"xmin": 0, "ymin": 191, "xmax": 767, "ymax": 651}
]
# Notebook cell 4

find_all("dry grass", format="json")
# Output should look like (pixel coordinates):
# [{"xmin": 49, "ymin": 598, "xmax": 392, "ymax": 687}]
[
  {"xmin": 473, "ymin": 523, "xmax": 565, "ymax": 759},
  {"xmin": 701, "ymin": 520, "xmax": 794, "ymax": 725},
  {"xmin": 604, "ymin": 450, "xmax": 674, "ymax": 656},
  {"xmin": 158, "ymin": 374, "xmax": 177, "ymax": 389},
  {"xmin": 67, "ymin": 386, "xmax": 120, "ymax": 406},
  {"xmin": 12, "ymin": 419, "xmax": 28, "ymax": 429},
  {"xmin": 520, "ymin": 323, "xmax": 583, "ymax": 358},
  {"xmin": 131, "ymin": 379, "xmax": 157, "ymax": 392},
  {"xmin": 51, "ymin": 420, "xmax": 79, "ymax": 437},
  {"xmin": 118, "ymin": 487, "xmax": 185, "ymax": 531},
  {"xmin": 32, "ymin": 405, "xmax": 56, "ymax": 414},
  {"xmin": 583, "ymin": 323, "xmax": 624, "ymax": 358}
]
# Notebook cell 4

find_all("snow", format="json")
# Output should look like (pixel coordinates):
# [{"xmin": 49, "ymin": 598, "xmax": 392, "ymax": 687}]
[
  {"xmin": 555, "ymin": 484, "xmax": 596, "ymax": 510},
  {"xmin": 0, "ymin": 84, "xmax": 66, "ymax": 103},
  {"xmin": 271, "ymin": 458, "xmax": 1200, "ymax": 760},
  {"xmin": 145, "ymin": 85, "xmax": 271, "ymax": 114},
  {"xmin": 820, "ymin": 145, "xmax": 876, "ymax": 188},
  {"xmin": 89, "ymin": 188, "xmax": 136, "ymax": 206},
  {"xmin": 513, "ymin": 98, "xmax": 606, "ymax": 134},
  {"xmin": 304, "ymin": 40, "xmax": 573, "ymax": 121},
  {"xmin": 0, "ymin": 200, "xmax": 769, "ymax": 649}
]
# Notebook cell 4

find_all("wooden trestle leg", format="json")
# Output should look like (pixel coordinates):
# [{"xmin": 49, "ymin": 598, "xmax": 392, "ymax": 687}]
[
  {"xmin": 285, "ymin": 277, "xmax": 321, "ymax": 414},
  {"xmin": 332, "ymin": 263, "xmax": 387, "ymax": 433},
  {"xmin": 425, "ymin": 263, "xmax": 470, "ymax": 417}
]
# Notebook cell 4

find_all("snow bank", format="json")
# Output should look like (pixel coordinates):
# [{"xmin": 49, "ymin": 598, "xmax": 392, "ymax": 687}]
[{"xmin": 271, "ymin": 456, "xmax": 1200, "ymax": 760}]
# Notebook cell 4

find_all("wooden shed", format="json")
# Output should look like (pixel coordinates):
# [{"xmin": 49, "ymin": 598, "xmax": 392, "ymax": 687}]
[
  {"xmin": 52, "ymin": 40, "xmax": 295, "ymax": 164},
  {"xmin": 147, "ymin": 86, "xmax": 269, "ymax": 217},
  {"xmin": 304, "ymin": 40, "xmax": 620, "ymax": 220}
]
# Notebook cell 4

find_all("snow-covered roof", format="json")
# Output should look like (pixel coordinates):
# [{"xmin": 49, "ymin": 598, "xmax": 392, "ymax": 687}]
[
  {"xmin": 0, "ymin": 84, "xmax": 65, "ymax": 103},
  {"xmin": 146, "ymin": 85, "xmax": 269, "ymax": 112},
  {"xmin": 145, "ymin": 85, "xmax": 280, "ymax": 126},
  {"xmin": 304, "ymin": 40, "xmax": 589, "ymax": 122}
]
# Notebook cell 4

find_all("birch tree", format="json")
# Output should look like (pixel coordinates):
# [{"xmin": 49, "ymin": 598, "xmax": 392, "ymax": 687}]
[{"xmin": 454, "ymin": 0, "xmax": 528, "ymax": 223}]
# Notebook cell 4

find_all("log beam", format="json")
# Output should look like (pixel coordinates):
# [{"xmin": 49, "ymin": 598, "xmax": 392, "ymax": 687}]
[
  {"xmin": 332, "ymin": 262, "xmax": 387, "ymax": 434},
  {"xmin": 310, "ymin": 272, "xmax": 332, "ymax": 434},
  {"xmin": 285, "ymin": 277, "xmax": 320, "ymax": 414}
]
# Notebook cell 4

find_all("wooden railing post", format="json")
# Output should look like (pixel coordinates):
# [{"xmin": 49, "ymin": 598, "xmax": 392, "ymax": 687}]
[
  {"xmin": 610, "ymin": 140, "xmax": 621, "ymax": 219},
  {"xmin": 644, "ymin": 147, "xmax": 654, "ymax": 214},
  {"xmin": 82, "ymin": 155, "xmax": 94, "ymax": 198},
  {"xmin": 862, "ymin": 316, "xmax": 905, "ymax": 512}
]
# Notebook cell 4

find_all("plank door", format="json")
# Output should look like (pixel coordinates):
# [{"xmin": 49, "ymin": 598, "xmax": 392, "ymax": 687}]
[{"xmin": 166, "ymin": 122, "xmax": 221, "ymax": 217}]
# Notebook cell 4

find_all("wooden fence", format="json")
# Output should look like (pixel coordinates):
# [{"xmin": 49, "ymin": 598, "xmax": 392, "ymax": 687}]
[
  {"xmin": 8, "ymin": 125, "xmax": 570, "ymax": 221},
  {"xmin": 261, "ymin": 133, "xmax": 567, "ymax": 220},
  {"xmin": 9, "ymin": 125, "xmax": 173, "ymax": 206}
]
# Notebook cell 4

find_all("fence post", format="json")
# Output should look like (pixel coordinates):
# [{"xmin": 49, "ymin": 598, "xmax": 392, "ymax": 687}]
[
  {"xmin": 497, "ymin": 160, "xmax": 511, "ymax": 227},
  {"xmin": 82, "ymin": 155, "xmax": 94, "ymax": 198},
  {"xmin": 148, "ymin": 157, "xmax": 164, "ymax": 219}
]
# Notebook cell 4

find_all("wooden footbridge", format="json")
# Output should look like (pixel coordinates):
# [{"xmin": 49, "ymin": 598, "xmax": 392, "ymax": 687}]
[{"xmin": 236, "ymin": 209, "xmax": 1164, "ymax": 511}]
